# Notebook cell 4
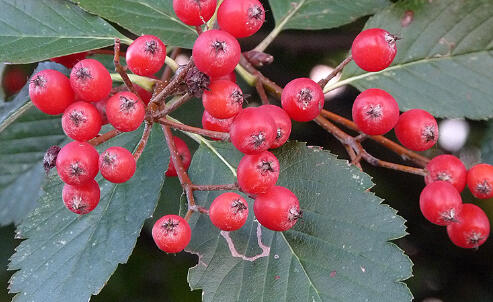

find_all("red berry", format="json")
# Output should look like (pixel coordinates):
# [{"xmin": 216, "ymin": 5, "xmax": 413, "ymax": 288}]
[
  {"xmin": 94, "ymin": 97, "xmax": 109, "ymax": 125},
  {"xmin": 99, "ymin": 147, "xmax": 136, "ymax": 183},
  {"xmin": 425, "ymin": 155, "xmax": 467, "ymax": 192},
  {"xmin": 29, "ymin": 69, "xmax": 75, "ymax": 115},
  {"xmin": 229, "ymin": 107, "xmax": 276, "ymax": 154},
  {"xmin": 70, "ymin": 59, "xmax": 112, "ymax": 102},
  {"xmin": 281, "ymin": 78, "xmax": 324, "ymax": 122},
  {"xmin": 106, "ymin": 92, "xmax": 146, "ymax": 132},
  {"xmin": 56, "ymin": 141, "xmax": 99, "ymax": 185},
  {"xmin": 254, "ymin": 186, "xmax": 301, "ymax": 231},
  {"xmin": 217, "ymin": 0, "xmax": 265, "ymax": 38},
  {"xmin": 209, "ymin": 192, "xmax": 249, "ymax": 231},
  {"xmin": 62, "ymin": 179, "xmax": 100, "ymax": 215},
  {"xmin": 202, "ymin": 80, "xmax": 243, "ymax": 119},
  {"xmin": 173, "ymin": 0, "xmax": 216, "ymax": 26},
  {"xmin": 447, "ymin": 203, "xmax": 490, "ymax": 249},
  {"xmin": 50, "ymin": 52, "xmax": 89, "ymax": 68},
  {"xmin": 394, "ymin": 109, "xmax": 438, "ymax": 151},
  {"xmin": 3, "ymin": 67, "xmax": 27, "ymax": 96},
  {"xmin": 467, "ymin": 163, "xmax": 493, "ymax": 199},
  {"xmin": 419, "ymin": 181, "xmax": 462, "ymax": 226},
  {"xmin": 202, "ymin": 110, "xmax": 234, "ymax": 137},
  {"xmin": 152, "ymin": 214, "xmax": 191, "ymax": 253},
  {"xmin": 166, "ymin": 136, "xmax": 192, "ymax": 177},
  {"xmin": 126, "ymin": 35, "xmax": 167, "ymax": 77},
  {"xmin": 135, "ymin": 84, "xmax": 153, "ymax": 105},
  {"xmin": 352, "ymin": 88, "xmax": 399, "ymax": 135},
  {"xmin": 62, "ymin": 101, "xmax": 102, "ymax": 141},
  {"xmin": 237, "ymin": 151, "xmax": 279, "ymax": 195},
  {"xmin": 211, "ymin": 71, "xmax": 236, "ymax": 83},
  {"xmin": 192, "ymin": 29, "xmax": 241, "ymax": 78},
  {"xmin": 259, "ymin": 105, "xmax": 291, "ymax": 148},
  {"xmin": 351, "ymin": 28, "xmax": 397, "ymax": 72}
]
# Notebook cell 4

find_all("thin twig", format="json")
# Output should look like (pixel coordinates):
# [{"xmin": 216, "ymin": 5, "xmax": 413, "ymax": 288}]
[
  {"xmin": 255, "ymin": 78, "xmax": 269, "ymax": 104},
  {"xmin": 317, "ymin": 55, "xmax": 352, "ymax": 89},
  {"xmin": 88, "ymin": 129, "xmax": 121, "ymax": 146},
  {"xmin": 161, "ymin": 48, "xmax": 181, "ymax": 82},
  {"xmin": 195, "ymin": 25, "xmax": 203, "ymax": 35},
  {"xmin": 191, "ymin": 184, "xmax": 239, "ymax": 191},
  {"xmin": 157, "ymin": 118, "xmax": 230, "ymax": 141},
  {"xmin": 133, "ymin": 121, "xmax": 153, "ymax": 161},
  {"xmin": 114, "ymin": 38, "xmax": 137, "ymax": 95},
  {"xmin": 153, "ymin": 93, "xmax": 193, "ymax": 119}
]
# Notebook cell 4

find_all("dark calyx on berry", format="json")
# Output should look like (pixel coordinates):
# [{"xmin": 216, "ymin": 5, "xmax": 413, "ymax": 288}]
[
  {"xmin": 69, "ymin": 110, "xmax": 87, "ymax": 127},
  {"xmin": 70, "ymin": 162, "xmax": 85, "ymax": 177},
  {"xmin": 422, "ymin": 125, "xmax": 436, "ymax": 142},
  {"xmin": 259, "ymin": 160, "xmax": 275, "ymax": 174},
  {"xmin": 248, "ymin": 5, "xmax": 264, "ymax": 20},
  {"xmin": 145, "ymin": 40, "xmax": 158, "ymax": 54},
  {"xmin": 119, "ymin": 96, "xmax": 137, "ymax": 112},
  {"xmin": 75, "ymin": 67, "xmax": 91, "ymax": 80},
  {"xmin": 211, "ymin": 40, "xmax": 227, "ymax": 54},
  {"xmin": 477, "ymin": 180, "xmax": 492, "ymax": 195},
  {"xmin": 288, "ymin": 207, "xmax": 303, "ymax": 221},
  {"xmin": 31, "ymin": 75, "xmax": 46, "ymax": 87},
  {"xmin": 43, "ymin": 145, "xmax": 61, "ymax": 174},
  {"xmin": 251, "ymin": 132, "xmax": 267, "ymax": 148},
  {"xmin": 231, "ymin": 89, "xmax": 243, "ymax": 103},
  {"xmin": 366, "ymin": 104, "xmax": 383, "ymax": 119},
  {"xmin": 231, "ymin": 199, "xmax": 247, "ymax": 213},
  {"xmin": 297, "ymin": 88, "xmax": 314, "ymax": 108},
  {"xmin": 161, "ymin": 218, "xmax": 179, "ymax": 232}
]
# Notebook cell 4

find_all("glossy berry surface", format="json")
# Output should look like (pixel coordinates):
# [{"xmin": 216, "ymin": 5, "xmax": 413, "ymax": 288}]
[
  {"xmin": 202, "ymin": 110, "xmax": 234, "ymax": 137},
  {"xmin": 352, "ymin": 88, "xmax": 399, "ymax": 135},
  {"xmin": 99, "ymin": 147, "xmax": 136, "ymax": 183},
  {"xmin": 50, "ymin": 52, "xmax": 88, "ymax": 68},
  {"xmin": 106, "ymin": 92, "xmax": 146, "ymax": 132},
  {"xmin": 209, "ymin": 192, "xmax": 249, "ymax": 231},
  {"xmin": 202, "ymin": 80, "xmax": 243, "ymax": 118},
  {"xmin": 152, "ymin": 214, "xmax": 191, "ymax": 253},
  {"xmin": 425, "ymin": 154, "xmax": 467, "ymax": 192},
  {"xmin": 173, "ymin": 0, "xmax": 216, "ymax": 26},
  {"xmin": 229, "ymin": 107, "xmax": 276, "ymax": 154},
  {"xmin": 217, "ymin": 0, "xmax": 265, "ymax": 38},
  {"xmin": 237, "ymin": 151, "xmax": 279, "ymax": 195},
  {"xmin": 62, "ymin": 101, "xmax": 102, "ymax": 141},
  {"xmin": 192, "ymin": 29, "xmax": 241, "ymax": 78},
  {"xmin": 166, "ymin": 136, "xmax": 192, "ymax": 177},
  {"xmin": 70, "ymin": 59, "xmax": 112, "ymax": 102},
  {"xmin": 126, "ymin": 35, "xmax": 166, "ymax": 76},
  {"xmin": 62, "ymin": 179, "xmax": 100, "ymax": 215},
  {"xmin": 447, "ymin": 203, "xmax": 490, "ymax": 249},
  {"xmin": 254, "ymin": 186, "xmax": 301, "ymax": 231},
  {"xmin": 211, "ymin": 71, "xmax": 236, "ymax": 83},
  {"xmin": 56, "ymin": 141, "xmax": 99, "ymax": 185},
  {"xmin": 281, "ymin": 78, "xmax": 324, "ymax": 122},
  {"xmin": 29, "ymin": 69, "xmax": 75, "ymax": 115},
  {"xmin": 395, "ymin": 109, "xmax": 438, "ymax": 151},
  {"xmin": 419, "ymin": 181, "xmax": 462, "ymax": 226},
  {"xmin": 259, "ymin": 105, "xmax": 291, "ymax": 148},
  {"xmin": 351, "ymin": 28, "xmax": 397, "ymax": 72},
  {"xmin": 467, "ymin": 163, "xmax": 493, "ymax": 199}
]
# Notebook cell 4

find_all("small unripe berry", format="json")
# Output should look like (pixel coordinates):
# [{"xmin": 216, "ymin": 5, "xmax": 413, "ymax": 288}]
[
  {"xmin": 209, "ymin": 192, "xmax": 249, "ymax": 231},
  {"xmin": 281, "ymin": 78, "xmax": 324, "ymax": 122},
  {"xmin": 99, "ymin": 147, "xmax": 136, "ymax": 183},
  {"xmin": 152, "ymin": 214, "xmax": 191, "ymax": 253},
  {"xmin": 62, "ymin": 179, "xmax": 100, "ymax": 215}
]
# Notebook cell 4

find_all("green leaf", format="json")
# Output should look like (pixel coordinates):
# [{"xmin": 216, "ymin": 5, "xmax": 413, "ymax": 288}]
[
  {"xmin": 0, "ymin": 0, "xmax": 128, "ymax": 64},
  {"xmin": 268, "ymin": 0, "xmax": 390, "ymax": 30},
  {"xmin": 9, "ymin": 124, "xmax": 169, "ymax": 302},
  {"xmin": 186, "ymin": 141, "xmax": 412, "ymax": 302},
  {"xmin": 339, "ymin": 0, "xmax": 493, "ymax": 119},
  {"xmin": 0, "ymin": 108, "xmax": 65, "ymax": 226},
  {"xmin": 72, "ymin": 0, "xmax": 198, "ymax": 49}
]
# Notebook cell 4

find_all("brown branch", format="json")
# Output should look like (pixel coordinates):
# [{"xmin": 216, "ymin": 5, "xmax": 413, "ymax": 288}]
[
  {"xmin": 114, "ymin": 38, "xmax": 137, "ymax": 95},
  {"xmin": 255, "ymin": 78, "xmax": 269, "ymax": 105},
  {"xmin": 133, "ymin": 121, "xmax": 153, "ymax": 161},
  {"xmin": 191, "ymin": 184, "xmax": 239, "ymax": 191},
  {"xmin": 195, "ymin": 25, "xmax": 203, "ymax": 35},
  {"xmin": 317, "ymin": 55, "xmax": 352, "ymax": 89},
  {"xmin": 89, "ymin": 129, "xmax": 121, "ymax": 146},
  {"xmin": 161, "ymin": 47, "xmax": 181, "ymax": 82},
  {"xmin": 153, "ymin": 93, "xmax": 193, "ymax": 119},
  {"xmin": 157, "ymin": 118, "xmax": 230, "ymax": 141}
]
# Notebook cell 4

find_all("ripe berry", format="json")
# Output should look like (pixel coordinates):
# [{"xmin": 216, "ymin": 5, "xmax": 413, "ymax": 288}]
[
  {"xmin": 29, "ymin": 69, "xmax": 75, "ymax": 115},
  {"xmin": 217, "ymin": 0, "xmax": 265, "ymax": 38},
  {"xmin": 3, "ymin": 67, "xmax": 27, "ymax": 96},
  {"xmin": 229, "ymin": 107, "xmax": 276, "ymax": 154},
  {"xmin": 259, "ymin": 105, "xmax": 291, "ymax": 149},
  {"xmin": 99, "ymin": 147, "xmax": 136, "ymax": 183},
  {"xmin": 467, "ymin": 163, "xmax": 493, "ymax": 199},
  {"xmin": 166, "ymin": 136, "xmax": 192, "ymax": 177},
  {"xmin": 202, "ymin": 80, "xmax": 243, "ymax": 119},
  {"xmin": 281, "ymin": 78, "xmax": 324, "ymax": 122},
  {"xmin": 237, "ymin": 151, "xmax": 279, "ymax": 195},
  {"xmin": 94, "ymin": 97, "xmax": 109, "ymax": 125},
  {"xmin": 211, "ymin": 71, "xmax": 236, "ymax": 83},
  {"xmin": 419, "ymin": 181, "xmax": 462, "ymax": 226},
  {"xmin": 56, "ymin": 141, "xmax": 99, "ymax": 185},
  {"xmin": 447, "ymin": 203, "xmax": 490, "ymax": 249},
  {"xmin": 50, "ymin": 52, "xmax": 89, "ymax": 68},
  {"xmin": 62, "ymin": 101, "xmax": 102, "ymax": 141},
  {"xmin": 106, "ymin": 92, "xmax": 146, "ymax": 132},
  {"xmin": 192, "ymin": 29, "xmax": 241, "ymax": 78},
  {"xmin": 152, "ymin": 214, "xmax": 191, "ymax": 253},
  {"xmin": 352, "ymin": 88, "xmax": 399, "ymax": 135},
  {"xmin": 62, "ymin": 179, "xmax": 100, "ymax": 215},
  {"xmin": 254, "ymin": 186, "xmax": 301, "ymax": 231},
  {"xmin": 425, "ymin": 154, "xmax": 467, "ymax": 192},
  {"xmin": 126, "ymin": 35, "xmax": 167, "ymax": 76},
  {"xmin": 351, "ymin": 28, "xmax": 397, "ymax": 72},
  {"xmin": 70, "ymin": 59, "xmax": 112, "ymax": 102},
  {"xmin": 202, "ymin": 110, "xmax": 234, "ymax": 137},
  {"xmin": 395, "ymin": 109, "xmax": 438, "ymax": 151},
  {"xmin": 173, "ymin": 0, "xmax": 216, "ymax": 26},
  {"xmin": 209, "ymin": 192, "xmax": 249, "ymax": 231},
  {"xmin": 135, "ymin": 84, "xmax": 153, "ymax": 105}
]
